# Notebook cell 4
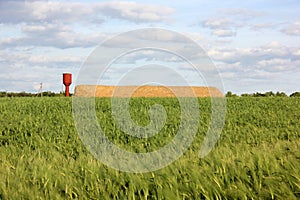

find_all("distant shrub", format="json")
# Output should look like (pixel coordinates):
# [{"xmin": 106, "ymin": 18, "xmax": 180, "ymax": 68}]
[
  {"xmin": 275, "ymin": 91, "xmax": 287, "ymax": 97},
  {"xmin": 240, "ymin": 91, "xmax": 288, "ymax": 97},
  {"xmin": 290, "ymin": 92, "xmax": 300, "ymax": 97},
  {"xmin": 225, "ymin": 91, "xmax": 238, "ymax": 97},
  {"xmin": 0, "ymin": 91, "xmax": 67, "ymax": 97}
]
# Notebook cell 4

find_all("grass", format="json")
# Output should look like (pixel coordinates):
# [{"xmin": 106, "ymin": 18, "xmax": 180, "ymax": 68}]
[{"xmin": 0, "ymin": 97, "xmax": 299, "ymax": 199}]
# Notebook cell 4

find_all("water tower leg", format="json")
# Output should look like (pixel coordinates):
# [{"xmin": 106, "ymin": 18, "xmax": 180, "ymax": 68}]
[{"xmin": 65, "ymin": 85, "xmax": 70, "ymax": 97}]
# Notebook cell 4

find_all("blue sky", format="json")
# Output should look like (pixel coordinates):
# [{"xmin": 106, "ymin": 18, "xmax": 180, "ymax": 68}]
[{"xmin": 0, "ymin": 0, "xmax": 299, "ymax": 94}]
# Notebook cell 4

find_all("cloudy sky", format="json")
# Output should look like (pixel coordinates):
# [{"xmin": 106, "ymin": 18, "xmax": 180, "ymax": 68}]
[{"xmin": 0, "ymin": 0, "xmax": 299, "ymax": 94}]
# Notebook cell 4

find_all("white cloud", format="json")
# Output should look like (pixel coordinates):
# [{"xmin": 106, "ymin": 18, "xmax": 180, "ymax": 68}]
[
  {"xmin": 182, "ymin": 32, "xmax": 205, "ymax": 43},
  {"xmin": 0, "ymin": 1, "xmax": 175, "ymax": 49},
  {"xmin": 0, "ymin": 50, "xmax": 80, "ymax": 92},
  {"xmin": 0, "ymin": 64, "xmax": 76, "ymax": 92},
  {"xmin": 208, "ymin": 47, "xmax": 237, "ymax": 62},
  {"xmin": 0, "ymin": 37, "xmax": 18, "ymax": 47},
  {"xmin": 212, "ymin": 29, "xmax": 236, "ymax": 37},
  {"xmin": 0, "ymin": 1, "xmax": 93, "ymax": 24},
  {"xmin": 201, "ymin": 8, "xmax": 269, "ymax": 39},
  {"xmin": 94, "ymin": 1, "xmax": 175, "ymax": 23},
  {"xmin": 196, "ymin": 40, "xmax": 300, "ymax": 93},
  {"xmin": 257, "ymin": 58, "xmax": 297, "ymax": 72},
  {"xmin": 219, "ymin": 8, "xmax": 265, "ymax": 20},
  {"xmin": 0, "ymin": 51, "xmax": 84, "ymax": 68},
  {"xmin": 202, "ymin": 18, "xmax": 232, "ymax": 29},
  {"xmin": 27, "ymin": 55, "xmax": 83, "ymax": 64},
  {"xmin": 208, "ymin": 41, "xmax": 294, "ymax": 64},
  {"xmin": 0, "ymin": 23, "xmax": 108, "ymax": 49},
  {"xmin": 201, "ymin": 18, "xmax": 240, "ymax": 38},
  {"xmin": 213, "ymin": 39, "xmax": 233, "ymax": 45},
  {"xmin": 250, "ymin": 23, "xmax": 277, "ymax": 31},
  {"xmin": 0, "ymin": 1, "xmax": 174, "ymax": 24},
  {"xmin": 293, "ymin": 50, "xmax": 300, "ymax": 57},
  {"xmin": 281, "ymin": 21, "xmax": 300, "ymax": 36}
]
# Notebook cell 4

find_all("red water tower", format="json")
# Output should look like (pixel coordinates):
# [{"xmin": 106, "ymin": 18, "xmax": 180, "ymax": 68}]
[{"xmin": 63, "ymin": 73, "xmax": 72, "ymax": 97}]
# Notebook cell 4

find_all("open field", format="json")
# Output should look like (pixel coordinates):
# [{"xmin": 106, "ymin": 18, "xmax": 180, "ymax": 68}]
[{"xmin": 0, "ymin": 97, "xmax": 299, "ymax": 199}]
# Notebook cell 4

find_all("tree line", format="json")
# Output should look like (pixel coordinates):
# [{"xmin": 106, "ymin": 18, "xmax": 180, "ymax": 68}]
[
  {"xmin": 226, "ymin": 91, "xmax": 300, "ymax": 97},
  {"xmin": 0, "ymin": 91, "xmax": 69, "ymax": 97},
  {"xmin": 0, "ymin": 90, "xmax": 299, "ymax": 98}
]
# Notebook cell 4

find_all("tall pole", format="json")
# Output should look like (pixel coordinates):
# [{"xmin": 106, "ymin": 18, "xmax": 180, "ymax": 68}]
[
  {"xmin": 39, "ymin": 82, "xmax": 43, "ymax": 97},
  {"xmin": 65, "ymin": 85, "xmax": 70, "ymax": 97}
]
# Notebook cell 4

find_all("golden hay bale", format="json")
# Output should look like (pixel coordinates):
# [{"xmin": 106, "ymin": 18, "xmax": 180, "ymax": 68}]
[{"xmin": 74, "ymin": 85, "xmax": 223, "ymax": 97}]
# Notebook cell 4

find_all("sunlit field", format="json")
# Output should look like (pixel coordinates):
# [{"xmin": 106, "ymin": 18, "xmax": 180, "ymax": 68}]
[{"xmin": 0, "ymin": 97, "xmax": 299, "ymax": 199}]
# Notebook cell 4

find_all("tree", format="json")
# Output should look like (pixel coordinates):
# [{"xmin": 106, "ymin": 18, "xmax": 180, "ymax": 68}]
[
  {"xmin": 226, "ymin": 91, "xmax": 238, "ymax": 97},
  {"xmin": 275, "ymin": 91, "xmax": 287, "ymax": 97},
  {"xmin": 290, "ymin": 92, "xmax": 300, "ymax": 97},
  {"xmin": 265, "ymin": 91, "xmax": 275, "ymax": 97},
  {"xmin": 241, "ymin": 93, "xmax": 251, "ymax": 97},
  {"xmin": 253, "ymin": 92, "xmax": 265, "ymax": 97}
]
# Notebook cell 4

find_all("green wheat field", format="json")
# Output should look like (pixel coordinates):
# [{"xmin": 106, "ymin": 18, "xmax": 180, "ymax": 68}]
[{"xmin": 0, "ymin": 97, "xmax": 299, "ymax": 199}]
